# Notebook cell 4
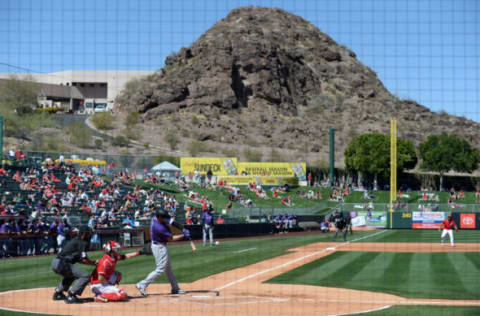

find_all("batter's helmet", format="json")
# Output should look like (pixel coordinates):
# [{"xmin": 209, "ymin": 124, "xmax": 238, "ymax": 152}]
[{"xmin": 155, "ymin": 209, "xmax": 170, "ymax": 219}]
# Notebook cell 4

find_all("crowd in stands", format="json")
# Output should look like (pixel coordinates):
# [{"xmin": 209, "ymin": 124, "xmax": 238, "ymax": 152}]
[{"xmin": 0, "ymin": 155, "xmax": 189, "ymax": 258}]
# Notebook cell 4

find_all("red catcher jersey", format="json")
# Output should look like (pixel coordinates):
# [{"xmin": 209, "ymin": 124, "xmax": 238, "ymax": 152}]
[
  {"xmin": 442, "ymin": 219, "xmax": 457, "ymax": 230},
  {"xmin": 90, "ymin": 254, "xmax": 118, "ymax": 284}
]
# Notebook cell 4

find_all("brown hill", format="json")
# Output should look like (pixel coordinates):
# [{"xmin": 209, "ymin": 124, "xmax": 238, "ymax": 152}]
[{"xmin": 116, "ymin": 6, "xmax": 480, "ymax": 165}]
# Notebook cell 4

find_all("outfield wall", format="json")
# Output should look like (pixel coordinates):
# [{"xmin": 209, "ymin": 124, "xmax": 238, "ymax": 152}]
[{"xmin": 387, "ymin": 211, "xmax": 480, "ymax": 230}]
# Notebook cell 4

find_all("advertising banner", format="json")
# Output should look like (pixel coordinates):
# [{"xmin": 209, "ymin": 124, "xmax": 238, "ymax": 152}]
[
  {"xmin": 350, "ymin": 211, "xmax": 387, "ymax": 228},
  {"xmin": 237, "ymin": 162, "xmax": 307, "ymax": 180},
  {"xmin": 216, "ymin": 175, "xmax": 298, "ymax": 186},
  {"xmin": 180, "ymin": 157, "xmax": 238, "ymax": 175},
  {"xmin": 412, "ymin": 212, "xmax": 445, "ymax": 229},
  {"xmin": 460, "ymin": 213, "xmax": 476, "ymax": 229}
]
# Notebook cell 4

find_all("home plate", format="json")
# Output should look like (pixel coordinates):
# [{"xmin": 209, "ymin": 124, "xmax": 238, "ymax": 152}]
[{"xmin": 326, "ymin": 247, "xmax": 336, "ymax": 250}]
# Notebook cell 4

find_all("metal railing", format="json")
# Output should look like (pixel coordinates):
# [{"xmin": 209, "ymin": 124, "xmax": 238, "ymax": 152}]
[
  {"xmin": 338, "ymin": 203, "xmax": 480, "ymax": 213},
  {"xmin": 228, "ymin": 202, "xmax": 329, "ymax": 218}
]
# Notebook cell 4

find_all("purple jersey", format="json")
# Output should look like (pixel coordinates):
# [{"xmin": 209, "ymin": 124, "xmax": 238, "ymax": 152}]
[
  {"xmin": 150, "ymin": 218, "xmax": 172, "ymax": 243},
  {"xmin": 202, "ymin": 212, "xmax": 213, "ymax": 225}
]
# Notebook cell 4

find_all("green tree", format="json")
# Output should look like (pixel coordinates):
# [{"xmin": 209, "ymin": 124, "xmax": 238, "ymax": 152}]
[
  {"xmin": 344, "ymin": 133, "xmax": 417, "ymax": 181},
  {"xmin": 419, "ymin": 133, "xmax": 480, "ymax": 189},
  {"xmin": 164, "ymin": 133, "xmax": 181, "ymax": 151}
]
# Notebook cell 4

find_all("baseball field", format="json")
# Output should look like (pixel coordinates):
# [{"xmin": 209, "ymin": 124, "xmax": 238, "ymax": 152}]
[{"xmin": 0, "ymin": 229, "xmax": 479, "ymax": 316}]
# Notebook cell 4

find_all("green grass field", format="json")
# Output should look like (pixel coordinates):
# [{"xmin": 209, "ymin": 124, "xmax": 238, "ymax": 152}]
[
  {"xmin": 0, "ymin": 231, "xmax": 383, "ymax": 293},
  {"xmin": 353, "ymin": 305, "xmax": 480, "ymax": 316},
  {"xmin": 266, "ymin": 251, "xmax": 480, "ymax": 299},
  {"xmin": 1, "ymin": 229, "xmax": 478, "ymax": 316},
  {"xmin": 360, "ymin": 229, "xmax": 480, "ymax": 243}
]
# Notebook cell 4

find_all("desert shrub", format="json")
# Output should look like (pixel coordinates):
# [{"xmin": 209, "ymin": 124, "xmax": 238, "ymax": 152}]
[
  {"xmin": 222, "ymin": 147, "xmax": 238, "ymax": 157},
  {"xmin": 191, "ymin": 115, "xmax": 200, "ymax": 126},
  {"xmin": 243, "ymin": 148, "xmax": 263, "ymax": 162},
  {"xmin": 187, "ymin": 140, "xmax": 203, "ymax": 157},
  {"xmin": 125, "ymin": 111, "xmax": 140, "ymax": 127},
  {"xmin": 35, "ymin": 107, "xmax": 58, "ymax": 114},
  {"xmin": 91, "ymin": 112, "xmax": 115, "ymax": 130},
  {"xmin": 266, "ymin": 149, "xmax": 285, "ymax": 162},
  {"xmin": 111, "ymin": 135, "xmax": 129, "ymax": 147},
  {"xmin": 124, "ymin": 127, "xmax": 141, "ymax": 140},
  {"xmin": 94, "ymin": 139, "xmax": 103, "ymax": 149},
  {"xmin": 164, "ymin": 133, "xmax": 181, "ymax": 150},
  {"xmin": 144, "ymin": 143, "xmax": 150, "ymax": 149},
  {"xmin": 244, "ymin": 137, "xmax": 260, "ymax": 147},
  {"xmin": 65, "ymin": 123, "xmax": 92, "ymax": 148}
]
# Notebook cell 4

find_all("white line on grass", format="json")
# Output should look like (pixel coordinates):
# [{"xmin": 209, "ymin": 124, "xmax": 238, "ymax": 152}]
[
  {"xmin": 234, "ymin": 247, "xmax": 257, "ymax": 253},
  {"xmin": 328, "ymin": 305, "xmax": 392, "ymax": 316},
  {"xmin": 214, "ymin": 229, "xmax": 388, "ymax": 291}
]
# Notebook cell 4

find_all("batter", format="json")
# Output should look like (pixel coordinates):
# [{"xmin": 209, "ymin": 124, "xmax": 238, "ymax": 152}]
[{"xmin": 136, "ymin": 209, "xmax": 190, "ymax": 296}]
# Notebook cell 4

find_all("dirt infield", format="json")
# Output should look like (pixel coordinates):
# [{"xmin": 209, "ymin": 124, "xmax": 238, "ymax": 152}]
[{"xmin": 1, "ymin": 239, "xmax": 479, "ymax": 316}]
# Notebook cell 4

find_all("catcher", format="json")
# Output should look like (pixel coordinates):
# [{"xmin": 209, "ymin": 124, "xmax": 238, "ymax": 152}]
[{"xmin": 89, "ymin": 241, "xmax": 142, "ymax": 302}]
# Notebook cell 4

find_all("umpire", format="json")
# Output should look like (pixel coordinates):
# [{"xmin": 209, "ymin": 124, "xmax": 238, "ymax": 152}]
[
  {"xmin": 51, "ymin": 226, "xmax": 96, "ymax": 304},
  {"xmin": 331, "ymin": 211, "xmax": 347, "ymax": 242}
]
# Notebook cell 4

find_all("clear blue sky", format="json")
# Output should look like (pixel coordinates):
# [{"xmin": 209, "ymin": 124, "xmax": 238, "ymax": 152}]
[{"xmin": 0, "ymin": 0, "xmax": 478, "ymax": 121}]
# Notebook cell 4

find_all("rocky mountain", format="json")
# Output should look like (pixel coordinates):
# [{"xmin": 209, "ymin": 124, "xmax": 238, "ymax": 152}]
[{"xmin": 116, "ymin": 6, "xmax": 480, "ymax": 165}]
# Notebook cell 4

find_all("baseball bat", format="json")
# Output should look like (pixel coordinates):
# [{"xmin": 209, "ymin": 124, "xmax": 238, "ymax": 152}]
[{"xmin": 171, "ymin": 221, "xmax": 197, "ymax": 252}]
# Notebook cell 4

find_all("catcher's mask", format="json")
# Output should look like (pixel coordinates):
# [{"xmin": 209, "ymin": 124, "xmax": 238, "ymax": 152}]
[{"xmin": 104, "ymin": 240, "xmax": 121, "ymax": 259}]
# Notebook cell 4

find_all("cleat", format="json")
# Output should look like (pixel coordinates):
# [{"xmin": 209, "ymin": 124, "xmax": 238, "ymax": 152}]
[
  {"xmin": 65, "ymin": 294, "xmax": 83, "ymax": 304},
  {"xmin": 53, "ymin": 291, "xmax": 66, "ymax": 301},
  {"xmin": 171, "ymin": 289, "xmax": 187, "ymax": 295},
  {"xmin": 94, "ymin": 296, "xmax": 108, "ymax": 303},
  {"xmin": 136, "ymin": 283, "xmax": 148, "ymax": 297}
]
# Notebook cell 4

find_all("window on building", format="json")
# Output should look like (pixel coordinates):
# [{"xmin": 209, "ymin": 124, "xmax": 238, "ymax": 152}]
[
  {"xmin": 100, "ymin": 83, "xmax": 106, "ymax": 87},
  {"xmin": 80, "ymin": 83, "xmax": 85, "ymax": 87},
  {"xmin": 89, "ymin": 83, "xmax": 95, "ymax": 87},
  {"xmin": 72, "ymin": 83, "xmax": 77, "ymax": 86}
]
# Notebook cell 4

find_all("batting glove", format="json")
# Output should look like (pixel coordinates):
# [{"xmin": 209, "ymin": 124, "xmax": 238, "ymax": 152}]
[{"xmin": 183, "ymin": 228, "xmax": 191, "ymax": 239}]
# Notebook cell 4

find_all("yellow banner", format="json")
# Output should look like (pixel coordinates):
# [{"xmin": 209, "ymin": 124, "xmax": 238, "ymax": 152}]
[
  {"xmin": 54, "ymin": 159, "xmax": 107, "ymax": 166},
  {"xmin": 237, "ymin": 162, "xmax": 306, "ymax": 179},
  {"xmin": 180, "ymin": 157, "xmax": 238, "ymax": 175},
  {"xmin": 217, "ymin": 176, "xmax": 298, "ymax": 186}
]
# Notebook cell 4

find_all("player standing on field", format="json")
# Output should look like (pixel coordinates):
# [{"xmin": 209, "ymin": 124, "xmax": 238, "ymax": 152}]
[
  {"xmin": 202, "ymin": 206, "xmax": 214, "ymax": 246},
  {"xmin": 439, "ymin": 215, "xmax": 458, "ymax": 247},
  {"xmin": 136, "ymin": 209, "xmax": 190, "ymax": 296}
]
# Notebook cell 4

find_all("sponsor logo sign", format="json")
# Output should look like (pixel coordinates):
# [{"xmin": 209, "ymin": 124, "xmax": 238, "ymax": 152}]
[
  {"xmin": 350, "ymin": 211, "xmax": 387, "ymax": 228},
  {"xmin": 412, "ymin": 211, "xmax": 445, "ymax": 229},
  {"xmin": 460, "ymin": 213, "xmax": 476, "ymax": 229},
  {"xmin": 180, "ymin": 157, "xmax": 238, "ymax": 175}
]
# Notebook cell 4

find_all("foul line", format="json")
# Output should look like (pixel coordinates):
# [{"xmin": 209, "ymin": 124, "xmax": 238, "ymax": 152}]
[
  {"xmin": 234, "ymin": 247, "xmax": 257, "ymax": 253},
  {"xmin": 214, "ymin": 230, "xmax": 388, "ymax": 291}
]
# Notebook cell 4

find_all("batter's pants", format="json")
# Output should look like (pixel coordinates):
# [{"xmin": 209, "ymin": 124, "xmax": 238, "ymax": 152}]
[
  {"xmin": 441, "ymin": 229, "xmax": 454, "ymax": 246},
  {"xmin": 203, "ymin": 225, "xmax": 213, "ymax": 246},
  {"xmin": 137, "ymin": 243, "xmax": 179, "ymax": 292},
  {"xmin": 51, "ymin": 257, "xmax": 90, "ymax": 296},
  {"xmin": 57, "ymin": 235, "xmax": 66, "ymax": 253}
]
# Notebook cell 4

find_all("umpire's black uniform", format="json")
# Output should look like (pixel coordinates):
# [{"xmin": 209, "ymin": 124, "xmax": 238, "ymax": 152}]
[
  {"xmin": 51, "ymin": 226, "xmax": 94, "ymax": 304},
  {"xmin": 332, "ymin": 212, "xmax": 347, "ymax": 242}
]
